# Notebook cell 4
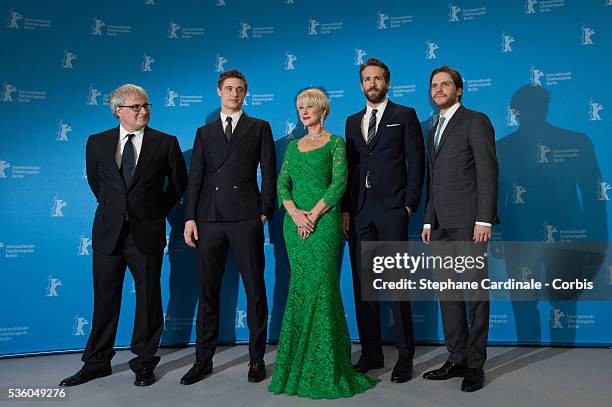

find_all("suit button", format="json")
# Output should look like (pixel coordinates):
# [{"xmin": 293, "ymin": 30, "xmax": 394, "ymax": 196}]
[
  {"xmin": 216, "ymin": 169, "xmax": 221, "ymax": 174},
  {"xmin": 215, "ymin": 186, "xmax": 219, "ymax": 191},
  {"xmin": 368, "ymin": 151, "xmax": 373, "ymax": 156},
  {"xmin": 233, "ymin": 185, "xmax": 239, "ymax": 190}
]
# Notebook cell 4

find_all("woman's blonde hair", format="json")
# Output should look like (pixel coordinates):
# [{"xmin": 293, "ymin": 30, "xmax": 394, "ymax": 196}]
[{"xmin": 296, "ymin": 88, "xmax": 330, "ymax": 120}]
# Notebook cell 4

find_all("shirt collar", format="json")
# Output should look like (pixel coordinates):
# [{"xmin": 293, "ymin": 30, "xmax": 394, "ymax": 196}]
[
  {"xmin": 220, "ymin": 110, "xmax": 243, "ymax": 124},
  {"xmin": 365, "ymin": 97, "xmax": 389, "ymax": 115},
  {"xmin": 440, "ymin": 102, "xmax": 461, "ymax": 121},
  {"xmin": 119, "ymin": 125, "xmax": 145, "ymax": 140}
]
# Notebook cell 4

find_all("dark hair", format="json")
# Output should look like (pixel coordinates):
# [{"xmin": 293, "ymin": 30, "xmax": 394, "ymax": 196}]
[
  {"xmin": 430, "ymin": 66, "xmax": 463, "ymax": 101},
  {"xmin": 217, "ymin": 69, "xmax": 248, "ymax": 92},
  {"xmin": 359, "ymin": 58, "xmax": 391, "ymax": 83}
]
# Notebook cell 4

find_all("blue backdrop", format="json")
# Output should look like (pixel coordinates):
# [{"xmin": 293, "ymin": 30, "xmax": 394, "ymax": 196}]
[{"xmin": 1, "ymin": 0, "xmax": 611, "ymax": 357}]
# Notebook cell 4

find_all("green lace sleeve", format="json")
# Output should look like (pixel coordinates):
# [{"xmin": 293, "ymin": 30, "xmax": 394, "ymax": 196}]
[
  {"xmin": 322, "ymin": 136, "xmax": 348, "ymax": 207},
  {"xmin": 277, "ymin": 141, "xmax": 294, "ymax": 207}
]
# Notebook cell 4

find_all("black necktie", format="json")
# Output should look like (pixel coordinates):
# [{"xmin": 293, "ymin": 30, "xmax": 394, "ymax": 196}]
[
  {"xmin": 225, "ymin": 116, "xmax": 233, "ymax": 143},
  {"xmin": 121, "ymin": 133, "xmax": 135, "ymax": 187},
  {"xmin": 367, "ymin": 108, "xmax": 378, "ymax": 144}
]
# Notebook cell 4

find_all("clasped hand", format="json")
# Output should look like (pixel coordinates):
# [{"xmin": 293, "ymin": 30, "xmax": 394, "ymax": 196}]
[{"xmin": 291, "ymin": 208, "xmax": 319, "ymax": 239}]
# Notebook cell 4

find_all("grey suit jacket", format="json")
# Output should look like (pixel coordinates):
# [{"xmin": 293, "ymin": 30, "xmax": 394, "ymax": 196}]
[{"xmin": 424, "ymin": 105, "xmax": 500, "ymax": 228}]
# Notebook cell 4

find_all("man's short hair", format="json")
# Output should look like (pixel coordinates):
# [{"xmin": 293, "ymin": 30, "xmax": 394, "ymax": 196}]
[
  {"xmin": 217, "ymin": 69, "xmax": 248, "ymax": 92},
  {"xmin": 359, "ymin": 58, "xmax": 391, "ymax": 83},
  {"xmin": 109, "ymin": 84, "xmax": 148, "ymax": 118},
  {"xmin": 296, "ymin": 88, "xmax": 330, "ymax": 120},
  {"xmin": 430, "ymin": 66, "xmax": 463, "ymax": 101}
]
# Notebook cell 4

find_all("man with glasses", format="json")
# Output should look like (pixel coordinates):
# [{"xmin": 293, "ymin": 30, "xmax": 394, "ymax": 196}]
[
  {"xmin": 181, "ymin": 69, "xmax": 276, "ymax": 385},
  {"xmin": 60, "ymin": 84, "xmax": 188, "ymax": 387}
]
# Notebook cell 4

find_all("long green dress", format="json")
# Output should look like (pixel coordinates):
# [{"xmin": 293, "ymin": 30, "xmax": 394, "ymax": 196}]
[{"xmin": 269, "ymin": 135, "xmax": 379, "ymax": 399}]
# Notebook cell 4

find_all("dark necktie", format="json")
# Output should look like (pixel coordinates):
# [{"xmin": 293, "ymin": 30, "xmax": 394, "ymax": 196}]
[
  {"xmin": 121, "ymin": 133, "xmax": 135, "ymax": 187},
  {"xmin": 367, "ymin": 108, "xmax": 378, "ymax": 144},
  {"xmin": 225, "ymin": 116, "xmax": 233, "ymax": 143}
]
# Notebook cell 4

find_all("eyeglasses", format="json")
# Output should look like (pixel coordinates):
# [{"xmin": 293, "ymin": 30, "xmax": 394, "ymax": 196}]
[{"xmin": 119, "ymin": 103, "xmax": 152, "ymax": 112}]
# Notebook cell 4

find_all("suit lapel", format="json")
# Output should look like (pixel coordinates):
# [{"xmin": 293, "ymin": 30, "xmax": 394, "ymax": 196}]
[
  {"xmin": 427, "ymin": 125, "xmax": 436, "ymax": 164},
  {"xmin": 129, "ymin": 127, "xmax": 161, "ymax": 189},
  {"xmin": 434, "ymin": 105, "xmax": 464, "ymax": 158},
  {"xmin": 219, "ymin": 114, "xmax": 255, "ymax": 166},
  {"xmin": 351, "ymin": 109, "xmax": 367, "ymax": 149},
  {"xmin": 104, "ymin": 127, "xmax": 126, "ymax": 188},
  {"xmin": 367, "ymin": 100, "xmax": 395, "ymax": 150}
]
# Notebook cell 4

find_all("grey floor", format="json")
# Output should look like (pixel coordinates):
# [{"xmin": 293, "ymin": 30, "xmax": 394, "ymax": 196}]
[{"xmin": 0, "ymin": 345, "xmax": 610, "ymax": 407}]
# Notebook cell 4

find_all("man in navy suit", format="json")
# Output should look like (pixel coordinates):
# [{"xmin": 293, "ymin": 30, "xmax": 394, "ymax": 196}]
[
  {"xmin": 60, "ymin": 84, "xmax": 188, "ymax": 387},
  {"xmin": 342, "ymin": 58, "xmax": 425, "ymax": 383}
]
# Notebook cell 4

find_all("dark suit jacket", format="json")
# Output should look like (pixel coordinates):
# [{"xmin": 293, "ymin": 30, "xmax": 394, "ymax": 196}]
[
  {"xmin": 86, "ymin": 126, "xmax": 188, "ymax": 255},
  {"xmin": 184, "ymin": 114, "xmax": 276, "ymax": 222},
  {"xmin": 341, "ymin": 100, "xmax": 425, "ymax": 214},
  {"xmin": 424, "ymin": 105, "xmax": 500, "ymax": 228}
]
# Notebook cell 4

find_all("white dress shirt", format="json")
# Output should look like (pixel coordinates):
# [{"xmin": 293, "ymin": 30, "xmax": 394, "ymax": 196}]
[
  {"xmin": 115, "ymin": 126, "xmax": 144, "ymax": 168},
  {"xmin": 361, "ymin": 97, "xmax": 389, "ymax": 143},
  {"xmin": 424, "ymin": 102, "xmax": 492, "ymax": 229},
  {"xmin": 220, "ymin": 110, "xmax": 243, "ymax": 133}
]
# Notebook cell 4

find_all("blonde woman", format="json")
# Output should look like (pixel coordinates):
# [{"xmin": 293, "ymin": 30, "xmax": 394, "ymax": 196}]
[{"xmin": 269, "ymin": 88, "xmax": 378, "ymax": 398}]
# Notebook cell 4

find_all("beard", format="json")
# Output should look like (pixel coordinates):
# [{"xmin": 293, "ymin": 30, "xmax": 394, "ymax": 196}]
[{"xmin": 364, "ymin": 86, "xmax": 389, "ymax": 104}]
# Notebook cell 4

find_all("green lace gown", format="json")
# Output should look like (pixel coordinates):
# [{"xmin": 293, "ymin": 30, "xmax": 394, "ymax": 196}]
[{"xmin": 268, "ymin": 135, "xmax": 379, "ymax": 399}]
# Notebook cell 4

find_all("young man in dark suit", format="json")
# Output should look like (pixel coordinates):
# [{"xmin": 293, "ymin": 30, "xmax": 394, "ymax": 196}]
[
  {"xmin": 60, "ymin": 84, "xmax": 188, "ymax": 387},
  {"xmin": 181, "ymin": 69, "xmax": 276, "ymax": 385},
  {"xmin": 421, "ymin": 66, "xmax": 499, "ymax": 392},
  {"xmin": 341, "ymin": 58, "xmax": 425, "ymax": 383}
]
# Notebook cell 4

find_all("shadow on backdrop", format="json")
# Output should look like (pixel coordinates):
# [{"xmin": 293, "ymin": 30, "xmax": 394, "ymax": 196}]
[{"xmin": 495, "ymin": 84, "xmax": 608, "ymax": 346}]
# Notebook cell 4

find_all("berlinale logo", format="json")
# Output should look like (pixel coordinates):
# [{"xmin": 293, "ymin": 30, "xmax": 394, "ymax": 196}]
[
  {"xmin": 512, "ymin": 182, "xmax": 526, "ymax": 204},
  {"xmin": 588, "ymin": 99, "xmax": 603, "ymax": 121},
  {"xmin": 51, "ymin": 196, "xmax": 68, "ymax": 217},
  {"xmin": 73, "ymin": 314, "xmax": 89, "ymax": 336},
  {"xmin": 165, "ymin": 89, "xmax": 179, "ymax": 107},
  {"xmin": 597, "ymin": 179, "xmax": 611, "ymax": 201},
  {"xmin": 2, "ymin": 81, "xmax": 17, "ymax": 102},
  {"xmin": 0, "ymin": 160, "xmax": 10, "ymax": 178},
  {"xmin": 62, "ymin": 50, "xmax": 77, "ymax": 69},
  {"xmin": 45, "ymin": 275, "xmax": 62, "ymax": 297},
  {"xmin": 238, "ymin": 21, "xmax": 251, "ymax": 38},
  {"xmin": 376, "ymin": 12, "xmax": 389, "ymax": 29},
  {"xmin": 77, "ymin": 234, "xmax": 92, "ymax": 256},
  {"xmin": 581, "ymin": 25, "xmax": 595, "ymax": 46},
  {"xmin": 425, "ymin": 41, "xmax": 438, "ymax": 59},
  {"xmin": 448, "ymin": 4, "xmax": 461, "ymax": 22},
  {"xmin": 167, "ymin": 21, "xmax": 180, "ymax": 38},
  {"xmin": 354, "ymin": 48, "xmax": 367, "ymax": 65},
  {"xmin": 56, "ymin": 120, "xmax": 72, "ymax": 141},
  {"xmin": 86, "ymin": 86, "xmax": 102, "ymax": 105},
  {"xmin": 90, "ymin": 17, "xmax": 105, "ymax": 36},
  {"xmin": 215, "ymin": 54, "xmax": 227, "ymax": 72},
  {"xmin": 141, "ymin": 53, "xmax": 155, "ymax": 72},
  {"xmin": 6, "ymin": 9, "xmax": 23, "ymax": 29},
  {"xmin": 285, "ymin": 53, "xmax": 297, "ymax": 70},
  {"xmin": 307, "ymin": 17, "xmax": 319, "ymax": 35},
  {"xmin": 501, "ymin": 33, "xmax": 514, "ymax": 53},
  {"xmin": 550, "ymin": 307, "xmax": 565, "ymax": 329}
]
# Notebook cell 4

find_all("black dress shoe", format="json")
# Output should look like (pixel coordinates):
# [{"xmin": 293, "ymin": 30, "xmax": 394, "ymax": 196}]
[
  {"xmin": 180, "ymin": 360, "xmax": 213, "ymax": 385},
  {"xmin": 248, "ymin": 358, "xmax": 266, "ymax": 383},
  {"xmin": 59, "ymin": 366, "xmax": 111, "ymax": 387},
  {"xmin": 422, "ymin": 361, "xmax": 467, "ymax": 380},
  {"xmin": 134, "ymin": 368, "xmax": 156, "ymax": 386},
  {"xmin": 390, "ymin": 358, "xmax": 413, "ymax": 383},
  {"xmin": 461, "ymin": 368, "xmax": 485, "ymax": 392},
  {"xmin": 352, "ymin": 356, "xmax": 384, "ymax": 373}
]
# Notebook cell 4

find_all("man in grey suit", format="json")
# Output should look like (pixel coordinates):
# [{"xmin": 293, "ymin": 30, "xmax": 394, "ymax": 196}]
[{"xmin": 421, "ymin": 66, "xmax": 499, "ymax": 392}]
